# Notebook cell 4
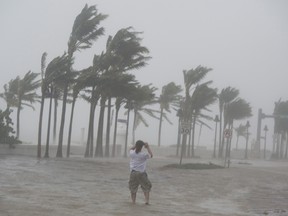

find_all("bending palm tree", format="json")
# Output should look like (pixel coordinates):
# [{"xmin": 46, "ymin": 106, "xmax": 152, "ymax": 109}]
[
  {"xmin": 56, "ymin": 4, "xmax": 107, "ymax": 157},
  {"xmin": 224, "ymin": 98, "xmax": 252, "ymax": 160},
  {"xmin": 218, "ymin": 87, "xmax": 239, "ymax": 158},
  {"xmin": 157, "ymin": 82, "xmax": 182, "ymax": 147},
  {"xmin": 16, "ymin": 71, "xmax": 41, "ymax": 139},
  {"xmin": 180, "ymin": 65, "xmax": 212, "ymax": 164}
]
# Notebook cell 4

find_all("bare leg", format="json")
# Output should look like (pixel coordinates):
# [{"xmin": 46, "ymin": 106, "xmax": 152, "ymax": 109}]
[
  {"xmin": 131, "ymin": 192, "xmax": 136, "ymax": 204},
  {"xmin": 144, "ymin": 191, "xmax": 149, "ymax": 204}
]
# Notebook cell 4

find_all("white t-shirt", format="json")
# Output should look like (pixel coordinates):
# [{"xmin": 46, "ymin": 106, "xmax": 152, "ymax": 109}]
[{"xmin": 129, "ymin": 149, "xmax": 150, "ymax": 172}]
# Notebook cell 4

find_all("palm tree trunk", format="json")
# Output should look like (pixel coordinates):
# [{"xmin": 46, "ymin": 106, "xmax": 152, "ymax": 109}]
[
  {"xmin": 105, "ymin": 97, "xmax": 112, "ymax": 157},
  {"xmin": 179, "ymin": 133, "xmax": 187, "ymax": 165},
  {"xmin": 85, "ymin": 102, "xmax": 94, "ymax": 157},
  {"xmin": 37, "ymin": 94, "xmax": 45, "ymax": 158},
  {"xmin": 56, "ymin": 82, "xmax": 68, "ymax": 158},
  {"xmin": 95, "ymin": 97, "xmax": 105, "ymax": 157},
  {"xmin": 67, "ymin": 96, "xmax": 76, "ymax": 158},
  {"xmin": 16, "ymin": 101, "xmax": 21, "ymax": 139},
  {"xmin": 218, "ymin": 110, "xmax": 223, "ymax": 158},
  {"xmin": 53, "ymin": 97, "xmax": 58, "ymax": 144},
  {"xmin": 112, "ymin": 107, "xmax": 120, "ymax": 157},
  {"xmin": 132, "ymin": 110, "xmax": 137, "ymax": 146},
  {"xmin": 44, "ymin": 90, "xmax": 53, "ymax": 158},
  {"xmin": 176, "ymin": 117, "xmax": 181, "ymax": 156},
  {"xmin": 157, "ymin": 108, "xmax": 164, "ymax": 147},
  {"xmin": 124, "ymin": 108, "xmax": 131, "ymax": 158},
  {"xmin": 191, "ymin": 117, "xmax": 197, "ymax": 158}
]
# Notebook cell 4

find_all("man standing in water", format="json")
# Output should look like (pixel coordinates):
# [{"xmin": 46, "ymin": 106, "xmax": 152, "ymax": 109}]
[{"xmin": 129, "ymin": 140, "xmax": 153, "ymax": 205}]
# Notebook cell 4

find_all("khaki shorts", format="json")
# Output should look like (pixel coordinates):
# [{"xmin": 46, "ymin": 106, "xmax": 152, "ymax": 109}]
[{"xmin": 129, "ymin": 171, "xmax": 152, "ymax": 193}]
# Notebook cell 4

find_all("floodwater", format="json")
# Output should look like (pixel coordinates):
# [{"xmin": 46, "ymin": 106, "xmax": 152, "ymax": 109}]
[{"xmin": 0, "ymin": 153, "xmax": 288, "ymax": 216}]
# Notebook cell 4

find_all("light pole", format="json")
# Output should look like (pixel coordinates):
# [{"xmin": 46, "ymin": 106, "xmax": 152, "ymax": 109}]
[
  {"xmin": 263, "ymin": 125, "xmax": 268, "ymax": 159},
  {"xmin": 213, "ymin": 115, "xmax": 220, "ymax": 158},
  {"xmin": 245, "ymin": 121, "xmax": 250, "ymax": 159}
]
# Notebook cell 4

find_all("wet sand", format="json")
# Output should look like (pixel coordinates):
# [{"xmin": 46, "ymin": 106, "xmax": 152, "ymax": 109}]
[{"xmin": 0, "ymin": 153, "xmax": 288, "ymax": 216}]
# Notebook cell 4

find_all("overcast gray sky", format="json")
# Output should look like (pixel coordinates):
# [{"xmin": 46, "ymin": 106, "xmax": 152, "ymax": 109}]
[{"xmin": 1, "ymin": 0, "xmax": 288, "ymax": 150}]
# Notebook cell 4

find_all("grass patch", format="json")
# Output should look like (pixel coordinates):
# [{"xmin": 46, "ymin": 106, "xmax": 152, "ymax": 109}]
[{"xmin": 164, "ymin": 162, "xmax": 224, "ymax": 170}]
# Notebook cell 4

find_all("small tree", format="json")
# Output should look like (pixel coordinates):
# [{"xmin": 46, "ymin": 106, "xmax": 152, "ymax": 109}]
[{"xmin": 0, "ymin": 109, "xmax": 21, "ymax": 146}]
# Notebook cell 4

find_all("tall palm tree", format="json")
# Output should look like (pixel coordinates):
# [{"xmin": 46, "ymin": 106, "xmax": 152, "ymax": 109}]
[
  {"xmin": 16, "ymin": 71, "xmax": 41, "ymax": 139},
  {"xmin": 37, "ymin": 52, "xmax": 48, "ymax": 158},
  {"xmin": 234, "ymin": 124, "xmax": 246, "ymax": 150},
  {"xmin": 218, "ymin": 87, "xmax": 239, "ymax": 158},
  {"xmin": 38, "ymin": 53, "xmax": 71, "ymax": 158},
  {"xmin": 189, "ymin": 84, "xmax": 218, "ymax": 157},
  {"xmin": 224, "ymin": 98, "xmax": 252, "ymax": 159},
  {"xmin": 93, "ymin": 27, "xmax": 151, "ymax": 157},
  {"xmin": 56, "ymin": 4, "xmax": 107, "ymax": 157},
  {"xmin": 131, "ymin": 84, "xmax": 158, "ymax": 146},
  {"xmin": 273, "ymin": 100, "xmax": 288, "ymax": 158},
  {"xmin": 122, "ymin": 84, "xmax": 158, "ymax": 157},
  {"xmin": 157, "ymin": 82, "xmax": 182, "ymax": 147},
  {"xmin": 180, "ymin": 66, "xmax": 212, "ymax": 164}
]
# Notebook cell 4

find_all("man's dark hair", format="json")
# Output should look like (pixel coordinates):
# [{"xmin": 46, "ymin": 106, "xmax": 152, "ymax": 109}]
[{"xmin": 135, "ymin": 140, "xmax": 145, "ymax": 153}]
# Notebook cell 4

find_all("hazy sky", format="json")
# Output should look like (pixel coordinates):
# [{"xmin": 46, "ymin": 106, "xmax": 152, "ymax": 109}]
[{"xmin": 0, "ymin": 0, "xmax": 288, "ymax": 150}]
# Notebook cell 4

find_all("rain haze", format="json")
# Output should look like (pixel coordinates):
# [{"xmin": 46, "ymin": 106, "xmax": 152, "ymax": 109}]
[
  {"xmin": 1, "ymin": 0, "xmax": 288, "ymax": 149},
  {"xmin": 1, "ymin": 1, "xmax": 288, "ymax": 216}
]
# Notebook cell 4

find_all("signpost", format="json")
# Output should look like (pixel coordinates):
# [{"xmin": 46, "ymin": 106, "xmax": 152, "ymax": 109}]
[{"xmin": 180, "ymin": 121, "xmax": 191, "ymax": 134}]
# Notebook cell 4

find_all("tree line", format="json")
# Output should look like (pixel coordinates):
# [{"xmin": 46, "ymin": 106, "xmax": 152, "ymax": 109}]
[{"xmin": 2, "ymin": 4, "xmax": 286, "ymax": 160}]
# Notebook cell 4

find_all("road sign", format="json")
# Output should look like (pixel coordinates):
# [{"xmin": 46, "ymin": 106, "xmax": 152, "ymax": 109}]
[
  {"xmin": 181, "ymin": 127, "xmax": 190, "ymax": 134},
  {"xmin": 224, "ymin": 129, "xmax": 232, "ymax": 138},
  {"xmin": 180, "ymin": 121, "xmax": 191, "ymax": 134}
]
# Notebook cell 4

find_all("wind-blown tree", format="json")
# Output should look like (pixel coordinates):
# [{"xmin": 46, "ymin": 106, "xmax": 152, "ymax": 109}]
[
  {"xmin": 0, "ymin": 79, "xmax": 18, "ymax": 110},
  {"xmin": 131, "ymin": 84, "xmax": 158, "ymax": 146},
  {"xmin": 93, "ymin": 27, "xmax": 151, "ymax": 157},
  {"xmin": 273, "ymin": 100, "xmax": 288, "ymax": 158},
  {"xmin": 0, "ymin": 108, "xmax": 20, "ymax": 145},
  {"xmin": 224, "ymin": 98, "xmax": 252, "ymax": 159},
  {"xmin": 56, "ymin": 4, "xmax": 107, "ymax": 157},
  {"xmin": 15, "ymin": 71, "xmax": 41, "ymax": 139},
  {"xmin": 234, "ymin": 124, "xmax": 247, "ymax": 150},
  {"xmin": 122, "ymin": 84, "xmax": 157, "ymax": 157},
  {"xmin": 157, "ymin": 82, "xmax": 182, "ymax": 147},
  {"xmin": 180, "ymin": 66, "xmax": 212, "ymax": 163},
  {"xmin": 37, "ymin": 52, "xmax": 48, "ymax": 158},
  {"xmin": 38, "ymin": 53, "xmax": 71, "ymax": 158},
  {"xmin": 218, "ymin": 87, "xmax": 239, "ymax": 158},
  {"xmin": 189, "ymin": 83, "xmax": 218, "ymax": 157}
]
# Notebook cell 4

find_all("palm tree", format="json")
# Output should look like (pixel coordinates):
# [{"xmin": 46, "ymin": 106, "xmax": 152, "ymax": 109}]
[
  {"xmin": 38, "ymin": 53, "xmax": 70, "ymax": 158},
  {"xmin": 15, "ymin": 71, "xmax": 41, "ymax": 139},
  {"xmin": 0, "ymin": 79, "xmax": 18, "ymax": 110},
  {"xmin": 93, "ymin": 27, "xmax": 151, "ymax": 157},
  {"xmin": 273, "ymin": 100, "xmax": 288, "ymax": 158},
  {"xmin": 180, "ymin": 66, "xmax": 212, "ymax": 164},
  {"xmin": 218, "ymin": 87, "xmax": 239, "ymax": 158},
  {"xmin": 234, "ymin": 124, "xmax": 246, "ymax": 150},
  {"xmin": 131, "ymin": 84, "xmax": 158, "ymax": 146},
  {"xmin": 37, "ymin": 52, "xmax": 48, "ymax": 158},
  {"xmin": 224, "ymin": 98, "xmax": 252, "ymax": 160},
  {"xmin": 157, "ymin": 82, "xmax": 182, "ymax": 147},
  {"xmin": 189, "ymin": 84, "xmax": 218, "ymax": 157},
  {"xmin": 122, "ymin": 84, "xmax": 157, "ymax": 157},
  {"xmin": 56, "ymin": 4, "xmax": 107, "ymax": 157}
]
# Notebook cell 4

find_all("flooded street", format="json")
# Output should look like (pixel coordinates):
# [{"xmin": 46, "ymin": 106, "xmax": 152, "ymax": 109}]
[{"xmin": 0, "ymin": 154, "xmax": 288, "ymax": 216}]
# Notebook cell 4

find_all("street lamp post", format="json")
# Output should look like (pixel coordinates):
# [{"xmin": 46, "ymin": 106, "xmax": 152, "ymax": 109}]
[
  {"xmin": 263, "ymin": 125, "xmax": 268, "ymax": 159},
  {"xmin": 245, "ymin": 121, "xmax": 250, "ymax": 159},
  {"xmin": 213, "ymin": 115, "xmax": 220, "ymax": 158}
]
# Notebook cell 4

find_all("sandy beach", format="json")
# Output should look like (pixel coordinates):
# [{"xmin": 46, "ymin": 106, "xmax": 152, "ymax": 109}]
[{"xmin": 0, "ymin": 147, "xmax": 288, "ymax": 216}]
